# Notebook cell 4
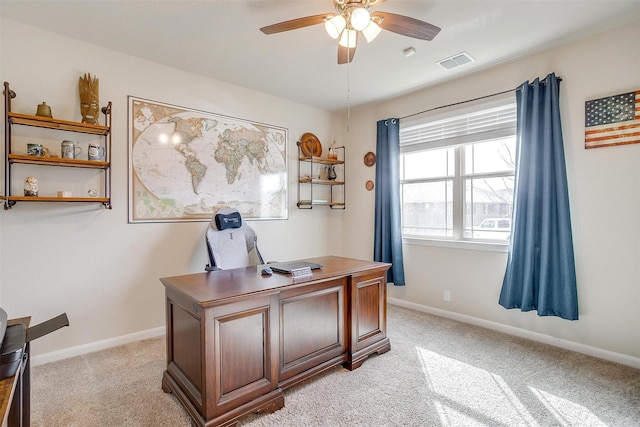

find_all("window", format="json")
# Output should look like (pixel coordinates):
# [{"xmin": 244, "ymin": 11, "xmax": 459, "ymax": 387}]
[{"xmin": 399, "ymin": 99, "xmax": 516, "ymax": 242}]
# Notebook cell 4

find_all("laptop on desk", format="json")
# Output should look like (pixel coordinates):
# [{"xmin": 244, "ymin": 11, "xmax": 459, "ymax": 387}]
[{"xmin": 268, "ymin": 261, "xmax": 323, "ymax": 274}]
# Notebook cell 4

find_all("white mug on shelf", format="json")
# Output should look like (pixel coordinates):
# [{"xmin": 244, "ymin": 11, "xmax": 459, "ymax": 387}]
[
  {"xmin": 61, "ymin": 140, "xmax": 81, "ymax": 159},
  {"xmin": 88, "ymin": 142, "xmax": 105, "ymax": 161}
]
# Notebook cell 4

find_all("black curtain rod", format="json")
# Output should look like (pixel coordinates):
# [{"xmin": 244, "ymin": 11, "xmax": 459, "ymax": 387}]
[{"xmin": 400, "ymin": 76, "xmax": 562, "ymax": 121}]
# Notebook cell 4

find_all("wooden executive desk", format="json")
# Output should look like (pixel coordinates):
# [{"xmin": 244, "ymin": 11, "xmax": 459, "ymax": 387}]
[{"xmin": 160, "ymin": 256, "xmax": 391, "ymax": 427}]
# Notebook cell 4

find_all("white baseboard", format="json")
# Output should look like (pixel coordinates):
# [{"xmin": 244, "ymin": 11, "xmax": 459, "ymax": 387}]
[
  {"xmin": 30, "ymin": 326, "xmax": 166, "ymax": 367},
  {"xmin": 31, "ymin": 300, "xmax": 640, "ymax": 370},
  {"xmin": 388, "ymin": 298, "xmax": 640, "ymax": 370}
]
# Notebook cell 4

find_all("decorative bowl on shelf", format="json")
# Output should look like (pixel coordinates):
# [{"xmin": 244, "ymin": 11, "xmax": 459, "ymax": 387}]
[{"xmin": 299, "ymin": 132, "xmax": 322, "ymax": 157}]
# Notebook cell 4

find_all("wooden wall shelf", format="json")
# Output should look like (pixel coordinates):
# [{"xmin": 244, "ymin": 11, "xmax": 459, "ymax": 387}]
[
  {"xmin": 298, "ymin": 155, "xmax": 344, "ymax": 165},
  {"xmin": 8, "ymin": 154, "xmax": 109, "ymax": 169},
  {"xmin": 297, "ymin": 141, "xmax": 345, "ymax": 209},
  {"xmin": 3, "ymin": 82, "xmax": 112, "ymax": 210},
  {"xmin": 8, "ymin": 112, "xmax": 110, "ymax": 135},
  {"xmin": 1, "ymin": 195, "xmax": 110, "ymax": 204},
  {"xmin": 298, "ymin": 177, "xmax": 344, "ymax": 185}
]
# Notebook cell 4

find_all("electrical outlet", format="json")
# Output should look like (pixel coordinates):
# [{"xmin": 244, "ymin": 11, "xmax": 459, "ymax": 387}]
[{"xmin": 443, "ymin": 290, "xmax": 451, "ymax": 302}]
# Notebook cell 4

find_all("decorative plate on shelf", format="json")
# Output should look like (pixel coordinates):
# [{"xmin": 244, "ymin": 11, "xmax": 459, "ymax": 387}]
[
  {"xmin": 299, "ymin": 132, "xmax": 322, "ymax": 157},
  {"xmin": 364, "ymin": 151, "xmax": 376, "ymax": 167}
]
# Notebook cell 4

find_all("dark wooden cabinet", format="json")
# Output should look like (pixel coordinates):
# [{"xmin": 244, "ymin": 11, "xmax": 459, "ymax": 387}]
[
  {"xmin": 0, "ymin": 317, "xmax": 30, "ymax": 427},
  {"xmin": 160, "ymin": 256, "xmax": 390, "ymax": 427}
]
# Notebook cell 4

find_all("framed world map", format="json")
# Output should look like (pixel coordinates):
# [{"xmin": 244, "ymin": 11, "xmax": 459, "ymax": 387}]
[{"xmin": 128, "ymin": 96, "xmax": 288, "ymax": 222}]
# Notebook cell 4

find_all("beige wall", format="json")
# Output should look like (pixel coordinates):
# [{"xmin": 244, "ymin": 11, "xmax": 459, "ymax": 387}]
[
  {"xmin": 343, "ymin": 19, "xmax": 640, "ymax": 362},
  {"xmin": 1, "ymin": 17, "xmax": 638, "ymax": 365},
  {"xmin": 0, "ymin": 18, "xmax": 344, "ymax": 357}
]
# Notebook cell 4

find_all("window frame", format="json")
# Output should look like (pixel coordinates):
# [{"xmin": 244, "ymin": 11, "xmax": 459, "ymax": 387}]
[{"xmin": 399, "ymin": 96, "xmax": 516, "ymax": 252}]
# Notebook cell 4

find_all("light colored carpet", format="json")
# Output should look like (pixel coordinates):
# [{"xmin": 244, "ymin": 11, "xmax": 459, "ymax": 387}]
[{"xmin": 32, "ymin": 305, "xmax": 640, "ymax": 426}]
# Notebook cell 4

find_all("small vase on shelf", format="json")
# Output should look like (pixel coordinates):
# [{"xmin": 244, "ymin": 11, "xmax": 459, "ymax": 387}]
[
  {"xmin": 328, "ymin": 141, "xmax": 338, "ymax": 160},
  {"xmin": 327, "ymin": 165, "xmax": 337, "ymax": 181}
]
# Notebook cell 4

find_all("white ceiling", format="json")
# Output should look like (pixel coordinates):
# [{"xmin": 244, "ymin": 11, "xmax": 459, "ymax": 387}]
[{"xmin": 1, "ymin": 0, "xmax": 639, "ymax": 113}]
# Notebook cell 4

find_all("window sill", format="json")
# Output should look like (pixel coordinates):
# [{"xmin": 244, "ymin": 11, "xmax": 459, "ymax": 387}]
[{"xmin": 402, "ymin": 237, "xmax": 509, "ymax": 253}]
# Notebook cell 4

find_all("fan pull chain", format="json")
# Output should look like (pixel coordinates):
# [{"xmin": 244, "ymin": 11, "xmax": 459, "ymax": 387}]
[
  {"xmin": 346, "ymin": 32, "xmax": 352, "ymax": 134},
  {"xmin": 347, "ymin": 50, "xmax": 351, "ymax": 134}
]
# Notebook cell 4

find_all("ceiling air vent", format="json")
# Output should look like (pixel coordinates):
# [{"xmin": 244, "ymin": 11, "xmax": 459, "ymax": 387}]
[{"xmin": 437, "ymin": 51, "xmax": 475, "ymax": 70}]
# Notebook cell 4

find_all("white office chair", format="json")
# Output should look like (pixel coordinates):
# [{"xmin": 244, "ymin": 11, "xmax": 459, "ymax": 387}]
[{"xmin": 205, "ymin": 208, "xmax": 264, "ymax": 271}]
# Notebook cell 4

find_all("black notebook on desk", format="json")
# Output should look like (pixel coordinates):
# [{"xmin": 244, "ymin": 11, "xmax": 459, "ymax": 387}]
[{"xmin": 268, "ymin": 261, "xmax": 323, "ymax": 274}]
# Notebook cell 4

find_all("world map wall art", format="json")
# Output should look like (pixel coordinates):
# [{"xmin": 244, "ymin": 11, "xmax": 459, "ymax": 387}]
[
  {"xmin": 128, "ymin": 96, "xmax": 288, "ymax": 223},
  {"xmin": 585, "ymin": 90, "xmax": 640, "ymax": 149}
]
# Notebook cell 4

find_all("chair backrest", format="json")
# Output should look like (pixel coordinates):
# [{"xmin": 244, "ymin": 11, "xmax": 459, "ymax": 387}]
[{"xmin": 205, "ymin": 208, "xmax": 264, "ymax": 270}]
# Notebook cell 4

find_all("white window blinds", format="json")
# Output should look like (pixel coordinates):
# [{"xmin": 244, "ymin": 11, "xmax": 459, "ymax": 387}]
[{"xmin": 400, "ymin": 102, "xmax": 517, "ymax": 153}]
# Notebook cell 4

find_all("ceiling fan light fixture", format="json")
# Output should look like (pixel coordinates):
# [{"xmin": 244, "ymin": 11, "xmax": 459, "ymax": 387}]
[
  {"xmin": 339, "ymin": 28, "xmax": 357, "ymax": 48},
  {"xmin": 325, "ymin": 14, "xmax": 346, "ymax": 39},
  {"xmin": 350, "ymin": 7, "xmax": 370, "ymax": 31},
  {"xmin": 260, "ymin": 1, "xmax": 442, "ymax": 65},
  {"xmin": 362, "ymin": 20, "xmax": 381, "ymax": 43}
]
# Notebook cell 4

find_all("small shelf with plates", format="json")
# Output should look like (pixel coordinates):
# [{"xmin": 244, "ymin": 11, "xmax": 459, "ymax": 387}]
[
  {"xmin": 2, "ymin": 81, "xmax": 112, "ymax": 209},
  {"xmin": 296, "ymin": 142, "xmax": 345, "ymax": 209}
]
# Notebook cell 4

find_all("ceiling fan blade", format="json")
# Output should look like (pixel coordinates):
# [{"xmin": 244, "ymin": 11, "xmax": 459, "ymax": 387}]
[
  {"xmin": 372, "ymin": 11, "xmax": 441, "ymax": 41},
  {"xmin": 337, "ymin": 45, "xmax": 356, "ymax": 64},
  {"xmin": 337, "ymin": 35, "xmax": 358, "ymax": 65},
  {"xmin": 260, "ymin": 14, "xmax": 332, "ymax": 35}
]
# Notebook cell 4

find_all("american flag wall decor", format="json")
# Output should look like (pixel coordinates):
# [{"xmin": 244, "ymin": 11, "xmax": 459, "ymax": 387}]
[{"xmin": 585, "ymin": 90, "xmax": 640, "ymax": 149}]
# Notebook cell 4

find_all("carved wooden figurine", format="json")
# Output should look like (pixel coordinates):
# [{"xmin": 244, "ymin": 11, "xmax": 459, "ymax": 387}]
[{"xmin": 79, "ymin": 73, "xmax": 100, "ymax": 125}]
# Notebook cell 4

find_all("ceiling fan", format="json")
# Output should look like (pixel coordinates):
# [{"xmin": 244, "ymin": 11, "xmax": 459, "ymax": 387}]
[{"xmin": 260, "ymin": 0, "xmax": 441, "ymax": 64}]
